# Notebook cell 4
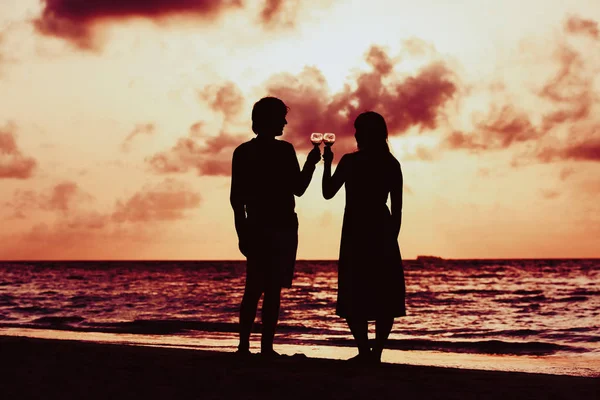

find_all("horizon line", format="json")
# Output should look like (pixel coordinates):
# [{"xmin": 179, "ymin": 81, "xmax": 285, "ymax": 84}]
[{"xmin": 1, "ymin": 257, "xmax": 599, "ymax": 262}]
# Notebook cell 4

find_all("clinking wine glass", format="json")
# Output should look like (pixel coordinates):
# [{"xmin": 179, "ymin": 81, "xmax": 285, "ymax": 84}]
[
  {"xmin": 324, "ymin": 133, "xmax": 336, "ymax": 146},
  {"xmin": 310, "ymin": 132, "xmax": 323, "ymax": 147}
]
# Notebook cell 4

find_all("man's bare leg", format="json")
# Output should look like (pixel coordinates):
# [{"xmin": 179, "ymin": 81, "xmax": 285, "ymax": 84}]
[
  {"xmin": 260, "ymin": 285, "xmax": 282, "ymax": 356},
  {"xmin": 238, "ymin": 282, "xmax": 262, "ymax": 353}
]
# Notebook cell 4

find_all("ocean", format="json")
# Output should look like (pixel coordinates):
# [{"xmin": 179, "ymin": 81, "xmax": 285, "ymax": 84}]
[{"xmin": 1, "ymin": 259, "xmax": 599, "ymax": 377}]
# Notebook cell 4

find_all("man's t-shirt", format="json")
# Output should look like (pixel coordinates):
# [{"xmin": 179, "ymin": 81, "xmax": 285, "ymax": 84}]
[{"xmin": 230, "ymin": 137, "xmax": 301, "ymax": 226}]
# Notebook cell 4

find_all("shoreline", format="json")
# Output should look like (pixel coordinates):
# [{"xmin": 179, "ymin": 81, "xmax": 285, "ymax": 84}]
[
  {"xmin": 2, "ymin": 327, "xmax": 600, "ymax": 378},
  {"xmin": 2, "ymin": 336, "xmax": 598, "ymax": 400}
]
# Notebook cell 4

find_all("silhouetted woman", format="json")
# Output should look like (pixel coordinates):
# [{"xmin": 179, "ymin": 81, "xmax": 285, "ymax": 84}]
[{"xmin": 322, "ymin": 111, "xmax": 405, "ymax": 364}]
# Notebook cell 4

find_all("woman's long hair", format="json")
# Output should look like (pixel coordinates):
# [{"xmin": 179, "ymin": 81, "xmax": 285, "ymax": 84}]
[{"xmin": 354, "ymin": 111, "xmax": 390, "ymax": 153}]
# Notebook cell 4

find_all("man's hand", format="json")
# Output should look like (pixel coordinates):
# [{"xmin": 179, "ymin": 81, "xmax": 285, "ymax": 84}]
[
  {"xmin": 306, "ymin": 146, "xmax": 321, "ymax": 166},
  {"xmin": 323, "ymin": 145, "xmax": 334, "ymax": 164},
  {"xmin": 238, "ymin": 235, "xmax": 251, "ymax": 258}
]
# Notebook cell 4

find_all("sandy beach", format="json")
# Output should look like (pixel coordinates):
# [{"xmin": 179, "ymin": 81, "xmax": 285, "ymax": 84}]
[{"xmin": 1, "ymin": 336, "xmax": 597, "ymax": 400}]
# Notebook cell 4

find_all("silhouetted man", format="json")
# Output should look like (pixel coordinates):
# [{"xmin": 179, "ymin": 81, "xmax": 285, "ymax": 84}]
[{"xmin": 230, "ymin": 97, "xmax": 320, "ymax": 357}]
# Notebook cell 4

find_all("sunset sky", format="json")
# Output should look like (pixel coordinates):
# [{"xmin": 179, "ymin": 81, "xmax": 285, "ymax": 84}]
[{"xmin": 1, "ymin": 0, "xmax": 599, "ymax": 260}]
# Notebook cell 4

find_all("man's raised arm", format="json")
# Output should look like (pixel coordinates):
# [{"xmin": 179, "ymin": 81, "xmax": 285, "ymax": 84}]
[{"xmin": 292, "ymin": 145, "xmax": 321, "ymax": 197}]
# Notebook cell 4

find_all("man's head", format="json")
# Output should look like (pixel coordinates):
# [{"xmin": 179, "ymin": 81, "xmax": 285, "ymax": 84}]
[{"xmin": 251, "ymin": 97, "xmax": 289, "ymax": 137}]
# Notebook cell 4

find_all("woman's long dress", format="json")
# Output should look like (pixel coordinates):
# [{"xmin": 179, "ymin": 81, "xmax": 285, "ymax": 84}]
[{"xmin": 336, "ymin": 151, "xmax": 406, "ymax": 320}]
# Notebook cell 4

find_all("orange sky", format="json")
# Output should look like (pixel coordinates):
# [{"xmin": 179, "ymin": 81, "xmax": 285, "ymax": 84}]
[{"xmin": 1, "ymin": 0, "xmax": 599, "ymax": 260}]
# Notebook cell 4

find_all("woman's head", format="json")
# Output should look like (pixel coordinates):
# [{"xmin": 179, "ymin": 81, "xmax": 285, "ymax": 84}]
[
  {"xmin": 252, "ymin": 97, "xmax": 289, "ymax": 137},
  {"xmin": 354, "ymin": 111, "xmax": 389, "ymax": 152}
]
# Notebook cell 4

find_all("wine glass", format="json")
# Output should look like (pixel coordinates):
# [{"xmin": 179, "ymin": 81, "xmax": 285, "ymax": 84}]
[
  {"xmin": 310, "ymin": 132, "xmax": 323, "ymax": 146},
  {"xmin": 324, "ymin": 133, "xmax": 336, "ymax": 146}
]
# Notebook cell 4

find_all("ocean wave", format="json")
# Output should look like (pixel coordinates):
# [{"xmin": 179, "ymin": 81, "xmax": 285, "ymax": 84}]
[
  {"xmin": 33, "ymin": 316, "xmax": 85, "ymax": 325},
  {"xmin": 451, "ymin": 329, "xmax": 540, "ymax": 339},
  {"xmin": 513, "ymin": 289, "xmax": 544, "ymax": 295},
  {"xmin": 450, "ymin": 289, "xmax": 509, "ymax": 295},
  {"xmin": 0, "ymin": 294, "xmax": 16, "ymax": 307},
  {"xmin": 493, "ymin": 295, "xmax": 547, "ymax": 304},
  {"xmin": 570, "ymin": 289, "xmax": 600, "ymax": 296},
  {"xmin": 555, "ymin": 296, "xmax": 589, "ymax": 302},
  {"xmin": 13, "ymin": 306, "xmax": 61, "ymax": 315},
  {"xmin": 0, "ymin": 319, "xmax": 328, "ymax": 336}
]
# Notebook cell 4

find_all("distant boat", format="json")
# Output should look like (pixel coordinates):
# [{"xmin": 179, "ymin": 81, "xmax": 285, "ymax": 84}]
[{"xmin": 416, "ymin": 255, "xmax": 445, "ymax": 264}]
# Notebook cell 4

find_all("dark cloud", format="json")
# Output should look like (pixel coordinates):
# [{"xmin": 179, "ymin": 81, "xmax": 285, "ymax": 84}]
[
  {"xmin": 147, "ymin": 123, "xmax": 244, "ymax": 176},
  {"xmin": 34, "ymin": 0, "xmax": 244, "ymax": 49},
  {"xmin": 112, "ymin": 178, "xmax": 201, "ymax": 223},
  {"xmin": 121, "ymin": 123, "xmax": 156, "ymax": 152},
  {"xmin": 476, "ymin": 105, "xmax": 539, "ymax": 149},
  {"xmin": 538, "ymin": 137, "xmax": 600, "ymax": 162},
  {"xmin": 34, "ymin": 0, "xmax": 319, "ymax": 49},
  {"xmin": 0, "ymin": 126, "xmax": 37, "ymax": 179},
  {"xmin": 147, "ymin": 43, "xmax": 458, "ymax": 176},
  {"xmin": 565, "ymin": 16, "xmax": 600, "ymax": 40},
  {"xmin": 266, "ymin": 45, "xmax": 458, "ymax": 155},
  {"xmin": 442, "ymin": 131, "xmax": 487, "ymax": 151}
]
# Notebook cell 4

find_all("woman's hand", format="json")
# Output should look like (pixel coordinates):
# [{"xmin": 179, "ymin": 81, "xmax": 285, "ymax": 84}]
[{"xmin": 323, "ymin": 146, "xmax": 334, "ymax": 164}]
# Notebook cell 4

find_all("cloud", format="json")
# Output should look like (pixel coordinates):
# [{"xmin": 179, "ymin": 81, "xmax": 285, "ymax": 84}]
[
  {"xmin": 121, "ymin": 123, "xmax": 156, "ymax": 152},
  {"xmin": 1, "ymin": 178, "xmax": 203, "ymax": 259},
  {"xmin": 538, "ymin": 137, "xmax": 600, "ymax": 162},
  {"xmin": 48, "ymin": 181, "xmax": 92, "ymax": 212},
  {"xmin": 5, "ymin": 181, "xmax": 93, "ymax": 219},
  {"xmin": 198, "ymin": 82, "xmax": 244, "ymax": 122},
  {"xmin": 445, "ymin": 105, "xmax": 540, "ymax": 151},
  {"xmin": 112, "ymin": 178, "xmax": 201, "ymax": 223},
  {"xmin": 442, "ymin": 131, "xmax": 486, "ymax": 151},
  {"xmin": 538, "ymin": 44, "xmax": 594, "ymax": 133},
  {"xmin": 0, "ymin": 125, "xmax": 37, "ymax": 179},
  {"xmin": 0, "ymin": 214, "xmax": 136, "ymax": 260},
  {"xmin": 34, "ymin": 0, "xmax": 244, "ymax": 50},
  {"xmin": 265, "ymin": 45, "xmax": 458, "ymax": 154},
  {"xmin": 559, "ymin": 167, "xmax": 575, "ymax": 181},
  {"xmin": 402, "ymin": 145, "xmax": 438, "ymax": 161},
  {"xmin": 565, "ymin": 16, "xmax": 600, "ymax": 40},
  {"xmin": 147, "ymin": 123, "xmax": 244, "ymax": 176},
  {"xmin": 540, "ymin": 189, "xmax": 561, "ymax": 199},
  {"xmin": 259, "ymin": 0, "xmax": 300, "ymax": 28},
  {"xmin": 33, "ymin": 0, "xmax": 322, "ymax": 50},
  {"xmin": 443, "ymin": 15, "xmax": 600, "ymax": 161},
  {"xmin": 147, "ymin": 42, "xmax": 458, "ymax": 176}
]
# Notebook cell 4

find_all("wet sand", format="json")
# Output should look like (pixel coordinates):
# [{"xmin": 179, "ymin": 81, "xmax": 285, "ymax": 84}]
[{"xmin": 1, "ymin": 336, "xmax": 597, "ymax": 400}]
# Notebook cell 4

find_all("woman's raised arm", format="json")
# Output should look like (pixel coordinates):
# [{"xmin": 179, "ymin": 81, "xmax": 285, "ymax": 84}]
[{"xmin": 322, "ymin": 149, "xmax": 347, "ymax": 200}]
